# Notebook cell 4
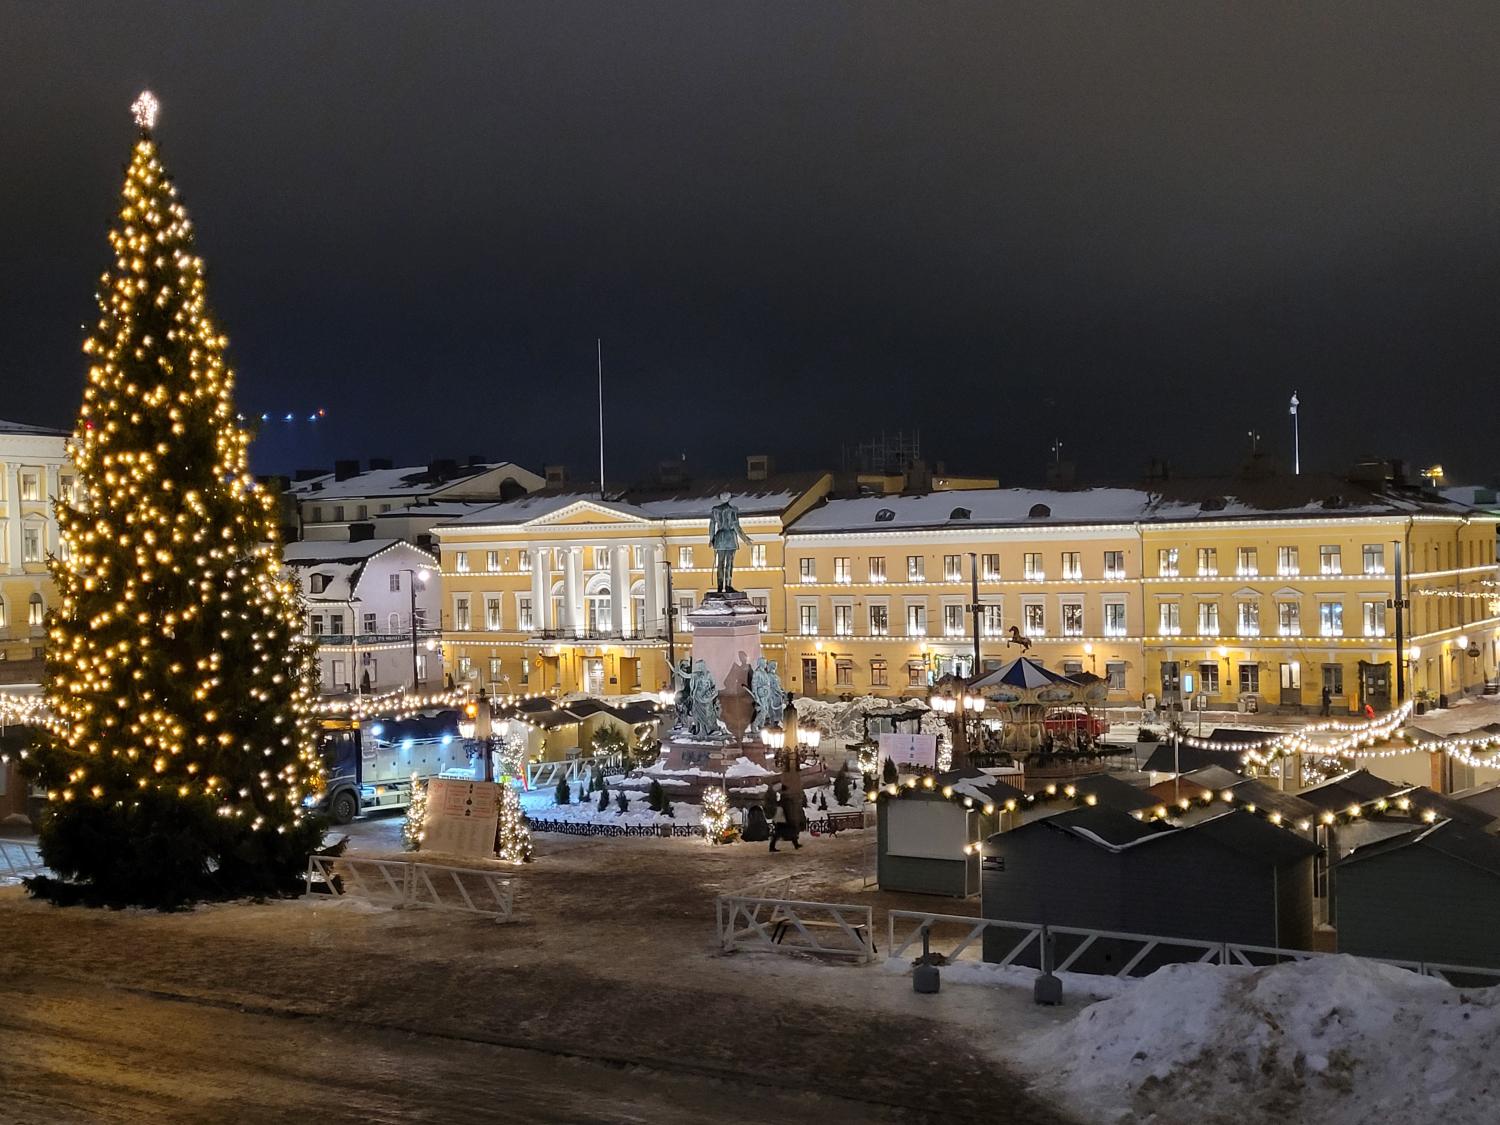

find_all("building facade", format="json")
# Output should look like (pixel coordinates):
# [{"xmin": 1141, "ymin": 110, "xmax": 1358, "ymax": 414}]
[
  {"xmin": 283, "ymin": 538, "xmax": 443, "ymax": 695},
  {"xmin": 433, "ymin": 473, "xmax": 832, "ymax": 699},
  {"xmin": 780, "ymin": 474, "xmax": 1499, "ymax": 711},
  {"xmin": 0, "ymin": 418, "xmax": 71, "ymax": 680}
]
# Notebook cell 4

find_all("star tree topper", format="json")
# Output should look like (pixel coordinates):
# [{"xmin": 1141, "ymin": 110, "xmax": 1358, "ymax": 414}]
[{"xmin": 131, "ymin": 89, "xmax": 159, "ymax": 130}]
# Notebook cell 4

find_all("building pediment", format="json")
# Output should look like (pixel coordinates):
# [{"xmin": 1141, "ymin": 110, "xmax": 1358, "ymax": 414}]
[{"xmin": 521, "ymin": 499, "xmax": 653, "ymax": 528}]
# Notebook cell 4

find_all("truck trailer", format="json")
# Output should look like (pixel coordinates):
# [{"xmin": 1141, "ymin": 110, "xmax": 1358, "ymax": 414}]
[{"xmin": 309, "ymin": 709, "xmax": 470, "ymax": 824}]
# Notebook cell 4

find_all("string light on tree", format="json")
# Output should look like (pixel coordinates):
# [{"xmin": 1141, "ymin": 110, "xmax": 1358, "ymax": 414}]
[
  {"xmin": 494, "ymin": 783, "xmax": 533, "ymax": 863},
  {"xmin": 23, "ymin": 92, "xmax": 324, "ymax": 907},
  {"xmin": 702, "ymin": 785, "xmax": 734, "ymax": 844},
  {"xmin": 402, "ymin": 774, "xmax": 428, "ymax": 851}
]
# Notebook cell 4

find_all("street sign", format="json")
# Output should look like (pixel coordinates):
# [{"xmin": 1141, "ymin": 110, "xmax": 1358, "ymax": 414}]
[{"xmin": 879, "ymin": 732, "xmax": 938, "ymax": 770}]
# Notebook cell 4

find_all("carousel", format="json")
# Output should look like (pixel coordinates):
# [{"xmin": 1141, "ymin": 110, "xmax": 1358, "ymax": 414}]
[{"xmin": 969, "ymin": 657, "xmax": 1108, "ymax": 758}]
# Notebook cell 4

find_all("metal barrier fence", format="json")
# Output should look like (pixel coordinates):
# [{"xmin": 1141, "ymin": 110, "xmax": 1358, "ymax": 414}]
[
  {"xmin": 0, "ymin": 839, "xmax": 46, "ymax": 882},
  {"xmin": 525, "ymin": 756, "xmax": 625, "ymax": 790},
  {"xmin": 305, "ymin": 855, "xmax": 515, "ymax": 922},
  {"xmin": 716, "ymin": 894, "xmax": 875, "ymax": 963},
  {"xmin": 886, "ymin": 909, "xmax": 1500, "ymax": 987}
]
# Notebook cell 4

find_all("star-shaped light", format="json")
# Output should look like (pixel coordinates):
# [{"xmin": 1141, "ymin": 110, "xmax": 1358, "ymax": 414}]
[{"xmin": 131, "ymin": 90, "xmax": 159, "ymax": 130}]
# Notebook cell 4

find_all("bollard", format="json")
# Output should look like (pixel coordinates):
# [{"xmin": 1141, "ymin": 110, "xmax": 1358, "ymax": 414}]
[
  {"xmin": 1034, "ymin": 922, "xmax": 1063, "ymax": 1005},
  {"xmin": 913, "ymin": 925, "xmax": 941, "ymax": 994}
]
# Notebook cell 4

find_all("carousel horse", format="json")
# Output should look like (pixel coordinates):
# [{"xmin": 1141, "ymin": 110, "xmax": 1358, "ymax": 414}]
[{"xmin": 1007, "ymin": 625, "xmax": 1032, "ymax": 652}]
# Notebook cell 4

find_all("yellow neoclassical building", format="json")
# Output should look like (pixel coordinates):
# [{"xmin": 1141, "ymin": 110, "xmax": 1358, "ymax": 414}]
[
  {"xmin": 780, "ymin": 471, "xmax": 1498, "ymax": 714},
  {"xmin": 433, "ymin": 470, "xmax": 831, "ymax": 698},
  {"xmin": 0, "ymin": 418, "xmax": 72, "ymax": 681},
  {"xmin": 433, "ymin": 461, "xmax": 1498, "ymax": 716}
]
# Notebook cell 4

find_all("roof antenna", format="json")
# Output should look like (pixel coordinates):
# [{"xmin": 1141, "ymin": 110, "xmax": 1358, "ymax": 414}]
[{"xmin": 597, "ymin": 338, "xmax": 606, "ymax": 501}]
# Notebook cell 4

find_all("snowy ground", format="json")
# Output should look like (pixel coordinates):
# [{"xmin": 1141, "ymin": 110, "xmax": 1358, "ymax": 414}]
[{"xmin": 518, "ymin": 780, "xmax": 867, "ymax": 828}]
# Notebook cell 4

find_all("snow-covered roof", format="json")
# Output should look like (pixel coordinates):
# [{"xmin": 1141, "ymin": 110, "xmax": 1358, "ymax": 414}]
[
  {"xmin": 282, "ymin": 538, "xmax": 409, "ymax": 564},
  {"xmin": 0, "ymin": 417, "xmax": 69, "ymax": 437},
  {"xmin": 789, "ymin": 477, "xmax": 1480, "ymax": 534},
  {"xmin": 282, "ymin": 538, "xmax": 435, "ymax": 603},
  {"xmin": 440, "ymin": 478, "xmax": 819, "ymax": 529},
  {"xmin": 288, "ymin": 461, "xmax": 532, "ymax": 500}
]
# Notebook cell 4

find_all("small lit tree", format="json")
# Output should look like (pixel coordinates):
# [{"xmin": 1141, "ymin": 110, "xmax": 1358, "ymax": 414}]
[
  {"xmin": 702, "ymin": 786, "xmax": 733, "ymax": 844},
  {"xmin": 494, "ymin": 783, "xmax": 533, "ymax": 863},
  {"xmin": 402, "ymin": 775, "xmax": 427, "ymax": 851}
]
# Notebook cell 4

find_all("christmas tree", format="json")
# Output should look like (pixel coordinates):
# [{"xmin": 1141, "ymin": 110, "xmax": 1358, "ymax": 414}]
[
  {"xmin": 25, "ymin": 92, "xmax": 324, "ymax": 907},
  {"xmin": 402, "ymin": 775, "xmax": 428, "ymax": 851},
  {"xmin": 495, "ymin": 784, "xmax": 533, "ymax": 863}
]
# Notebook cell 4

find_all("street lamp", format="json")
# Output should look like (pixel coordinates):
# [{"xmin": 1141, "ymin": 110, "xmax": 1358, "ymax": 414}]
[
  {"xmin": 929, "ymin": 679, "xmax": 985, "ymax": 769},
  {"xmin": 401, "ymin": 566, "xmax": 432, "ymax": 692}
]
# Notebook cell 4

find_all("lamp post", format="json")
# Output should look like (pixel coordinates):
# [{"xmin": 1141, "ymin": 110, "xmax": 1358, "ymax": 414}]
[
  {"xmin": 401, "ymin": 566, "xmax": 432, "ymax": 691},
  {"xmin": 930, "ymin": 676, "xmax": 984, "ymax": 771}
]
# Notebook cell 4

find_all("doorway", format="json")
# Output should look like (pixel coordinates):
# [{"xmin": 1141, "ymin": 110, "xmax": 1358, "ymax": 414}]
[
  {"xmin": 1279, "ymin": 662, "xmax": 1302, "ymax": 708},
  {"xmin": 802, "ymin": 657, "xmax": 819, "ymax": 696},
  {"xmin": 1359, "ymin": 661, "xmax": 1391, "ymax": 712},
  {"xmin": 584, "ymin": 658, "xmax": 605, "ymax": 695}
]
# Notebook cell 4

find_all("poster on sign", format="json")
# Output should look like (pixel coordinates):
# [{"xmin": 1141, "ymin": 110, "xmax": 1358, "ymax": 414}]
[
  {"xmin": 422, "ymin": 778, "xmax": 501, "ymax": 858},
  {"xmin": 879, "ymin": 732, "xmax": 938, "ymax": 770}
]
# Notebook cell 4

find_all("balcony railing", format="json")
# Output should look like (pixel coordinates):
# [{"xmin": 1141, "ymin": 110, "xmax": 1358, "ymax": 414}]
[{"xmin": 307, "ymin": 629, "xmax": 443, "ymax": 647}]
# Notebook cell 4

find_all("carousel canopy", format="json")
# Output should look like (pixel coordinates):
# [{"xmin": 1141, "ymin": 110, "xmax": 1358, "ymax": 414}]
[{"xmin": 971, "ymin": 657, "xmax": 1077, "ymax": 694}]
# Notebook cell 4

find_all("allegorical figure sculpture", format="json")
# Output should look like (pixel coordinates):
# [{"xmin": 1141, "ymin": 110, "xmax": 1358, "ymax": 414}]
[
  {"xmin": 708, "ymin": 492, "xmax": 752, "ymax": 593},
  {"xmin": 686, "ymin": 659, "xmax": 724, "ymax": 739},
  {"xmin": 748, "ymin": 656, "xmax": 787, "ymax": 734},
  {"xmin": 670, "ymin": 656, "xmax": 693, "ymax": 730}
]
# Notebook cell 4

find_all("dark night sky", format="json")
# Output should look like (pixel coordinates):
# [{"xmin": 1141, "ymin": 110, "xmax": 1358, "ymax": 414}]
[{"xmin": 3, "ymin": 3, "xmax": 1499, "ymax": 484}]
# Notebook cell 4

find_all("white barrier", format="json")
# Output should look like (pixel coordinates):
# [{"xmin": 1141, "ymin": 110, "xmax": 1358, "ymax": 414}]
[
  {"xmin": 716, "ymin": 894, "xmax": 875, "ymax": 963},
  {"xmin": 306, "ymin": 855, "xmax": 515, "ymax": 922},
  {"xmin": 0, "ymin": 839, "xmax": 46, "ymax": 881},
  {"xmin": 886, "ymin": 909, "xmax": 1500, "ymax": 986}
]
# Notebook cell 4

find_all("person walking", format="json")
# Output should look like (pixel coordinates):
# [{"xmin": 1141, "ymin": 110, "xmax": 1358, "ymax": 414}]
[
  {"xmin": 769, "ymin": 784, "xmax": 802, "ymax": 852},
  {"xmin": 1320, "ymin": 685, "xmax": 1332, "ymax": 717}
]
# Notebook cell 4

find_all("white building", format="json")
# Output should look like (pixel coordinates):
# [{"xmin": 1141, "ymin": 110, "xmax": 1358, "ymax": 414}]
[
  {"xmin": 290, "ymin": 459, "xmax": 543, "ymax": 543},
  {"xmin": 0, "ymin": 418, "xmax": 71, "ymax": 678},
  {"xmin": 282, "ymin": 538, "xmax": 444, "ymax": 695}
]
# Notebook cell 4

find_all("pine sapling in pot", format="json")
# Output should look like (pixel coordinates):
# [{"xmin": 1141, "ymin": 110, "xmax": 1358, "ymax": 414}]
[
  {"xmin": 833, "ymin": 763, "xmax": 852, "ymax": 807},
  {"xmin": 597, "ymin": 785, "xmax": 609, "ymax": 812},
  {"xmin": 616, "ymin": 791, "xmax": 630, "ymax": 814},
  {"xmin": 882, "ymin": 756, "xmax": 899, "ymax": 784},
  {"xmin": 647, "ymin": 779, "xmax": 665, "ymax": 811},
  {"xmin": 555, "ymin": 777, "xmax": 571, "ymax": 806}
]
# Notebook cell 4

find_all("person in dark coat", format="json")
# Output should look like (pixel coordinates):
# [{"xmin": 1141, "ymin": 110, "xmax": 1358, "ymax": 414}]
[
  {"xmin": 742, "ymin": 803, "xmax": 770, "ymax": 842},
  {"xmin": 769, "ymin": 784, "xmax": 802, "ymax": 852},
  {"xmin": 1320, "ymin": 685, "xmax": 1332, "ymax": 717}
]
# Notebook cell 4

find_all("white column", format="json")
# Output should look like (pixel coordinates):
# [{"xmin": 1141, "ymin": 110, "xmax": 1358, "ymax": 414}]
[
  {"xmin": 611, "ymin": 545, "xmax": 630, "ymax": 637},
  {"xmin": 44, "ymin": 465, "xmax": 60, "ymax": 555},
  {"xmin": 530, "ymin": 547, "xmax": 549, "ymax": 632},
  {"xmin": 564, "ymin": 548, "xmax": 584, "ymax": 637},
  {"xmin": 643, "ymin": 544, "xmax": 661, "ymax": 639},
  {"xmin": 5, "ymin": 464, "xmax": 21, "ymax": 572}
]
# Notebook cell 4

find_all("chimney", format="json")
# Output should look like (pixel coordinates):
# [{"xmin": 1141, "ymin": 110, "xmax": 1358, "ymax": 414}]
[
  {"xmin": 903, "ymin": 458, "xmax": 933, "ymax": 493},
  {"xmin": 656, "ymin": 459, "xmax": 689, "ymax": 487},
  {"xmin": 545, "ymin": 464, "xmax": 568, "ymax": 486},
  {"xmin": 367, "ymin": 457, "xmax": 394, "ymax": 471},
  {"xmin": 746, "ymin": 454, "xmax": 774, "ymax": 481},
  {"xmin": 347, "ymin": 522, "xmax": 376, "ymax": 542},
  {"xmin": 1045, "ymin": 460, "xmax": 1077, "ymax": 486},
  {"xmin": 334, "ymin": 459, "xmax": 360, "ymax": 482},
  {"xmin": 1144, "ymin": 458, "xmax": 1172, "ymax": 483}
]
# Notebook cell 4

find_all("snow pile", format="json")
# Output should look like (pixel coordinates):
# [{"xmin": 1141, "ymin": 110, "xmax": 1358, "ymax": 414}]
[{"xmin": 1013, "ymin": 956, "xmax": 1500, "ymax": 1124}]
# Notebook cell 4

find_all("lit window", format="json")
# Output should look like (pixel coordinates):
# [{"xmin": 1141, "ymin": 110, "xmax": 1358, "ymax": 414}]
[
  {"xmin": 1023, "ymin": 553, "xmax": 1043, "ymax": 581},
  {"xmin": 1158, "ymin": 602, "xmax": 1180, "ymax": 636},
  {"xmin": 1103, "ymin": 551, "xmax": 1124, "ymax": 580},
  {"xmin": 678, "ymin": 546, "xmax": 693, "ymax": 569},
  {"xmin": 907, "ymin": 555, "xmax": 925, "ymax": 581},
  {"xmin": 455, "ymin": 551, "xmax": 470, "ymax": 573},
  {"xmin": 1319, "ymin": 601, "xmax": 1344, "ymax": 637},
  {"xmin": 1061, "ymin": 552, "xmax": 1082, "ymax": 581},
  {"xmin": 454, "ymin": 596, "xmax": 471, "ymax": 631},
  {"xmin": 1158, "ymin": 548, "xmax": 1179, "ymax": 577},
  {"xmin": 1362, "ymin": 600, "xmax": 1386, "ymax": 637},
  {"xmin": 869, "ymin": 605, "xmax": 889, "ymax": 635},
  {"xmin": 800, "ymin": 557, "xmax": 816, "ymax": 583},
  {"xmin": 518, "ymin": 597, "xmax": 534, "ymax": 631},
  {"xmin": 1023, "ymin": 603, "xmax": 1045, "ymax": 636},
  {"xmin": 22, "ymin": 526, "xmax": 41, "ymax": 563},
  {"xmin": 1319, "ymin": 545, "xmax": 1341, "ymax": 575},
  {"xmin": 1237, "ymin": 600, "xmax": 1260, "ymax": 636},
  {"xmin": 1278, "ymin": 601, "xmax": 1300, "ymax": 636},
  {"xmin": 944, "ymin": 554, "xmax": 962, "ymax": 581},
  {"xmin": 982, "ymin": 553, "xmax": 1001, "ymax": 580},
  {"xmin": 799, "ymin": 604, "xmax": 818, "ymax": 635},
  {"xmin": 944, "ymin": 604, "xmax": 964, "ymax": 636},
  {"xmin": 486, "ymin": 550, "xmax": 500, "ymax": 573},
  {"xmin": 834, "ymin": 604, "xmax": 853, "ymax": 636},
  {"xmin": 1278, "ymin": 546, "xmax": 1299, "ymax": 576},
  {"xmin": 1197, "ymin": 602, "xmax": 1219, "ymax": 636},
  {"xmin": 983, "ymin": 604, "xmax": 1005, "ymax": 637},
  {"xmin": 1237, "ymin": 547, "xmax": 1258, "ymax": 577},
  {"xmin": 519, "ymin": 550, "xmax": 532, "ymax": 573},
  {"xmin": 906, "ymin": 603, "xmax": 927, "ymax": 636},
  {"xmin": 1362, "ymin": 545, "xmax": 1385, "ymax": 575},
  {"xmin": 28, "ymin": 594, "xmax": 44, "ymax": 627},
  {"xmin": 1061, "ymin": 602, "xmax": 1084, "ymax": 636},
  {"xmin": 20, "ymin": 473, "xmax": 39, "ymax": 501},
  {"xmin": 1105, "ymin": 661, "xmax": 1126, "ymax": 691},
  {"xmin": 751, "ymin": 544, "xmax": 766, "ymax": 568},
  {"xmin": 835, "ymin": 659, "xmax": 853, "ymax": 687},
  {"xmin": 1197, "ymin": 548, "xmax": 1217, "ymax": 576},
  {"xmin": 870, "ymin": 659, "xmax": 888, "ymax": 687},
  {"xmin": 1104, "ymin": 602, "xmax": 1126, "ymax": 636},
  {"xmin": 834, "ymin": 557, "xmax": 852, "ymax": 584},
  {"xmin": 486, "ymin": 596, "xmax": 502, "ymax": 630},
  {"xmin": 868, "ymin": 557, "xmax": 886, "ymax": 583},
  {"xmin": 1239, "ymin": 663, "xmax": 1260, "ymax": 695}
]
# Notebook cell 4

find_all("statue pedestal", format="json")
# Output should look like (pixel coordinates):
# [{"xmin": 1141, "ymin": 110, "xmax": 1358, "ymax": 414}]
[{"xmin": 659, "ymin": 592, "xmax": 768, "ymax": 774}]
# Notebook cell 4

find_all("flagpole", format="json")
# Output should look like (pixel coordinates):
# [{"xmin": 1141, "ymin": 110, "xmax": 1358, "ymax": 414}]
[{"xmin": 1290, "ymin": 392, "xmax": 1300, "ymax": 475}]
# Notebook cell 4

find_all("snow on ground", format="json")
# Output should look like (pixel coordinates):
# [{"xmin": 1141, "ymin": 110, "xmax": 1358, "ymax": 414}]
[
  {"xmin": 519, "ymin": 783, "xmax": 867, "ymax": 829},
  {"xmin": 1005, "ymin": 955, "xmax": 1500, "ymax": 1125}
]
